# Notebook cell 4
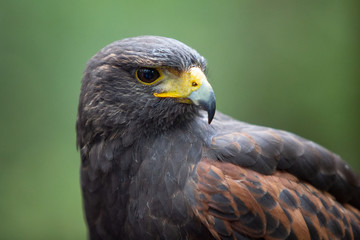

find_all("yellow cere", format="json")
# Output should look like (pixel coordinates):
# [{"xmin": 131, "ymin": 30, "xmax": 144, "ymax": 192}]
[{"xmin": 154, "ymin": 67, "xmax": 205, "ymax": 98}]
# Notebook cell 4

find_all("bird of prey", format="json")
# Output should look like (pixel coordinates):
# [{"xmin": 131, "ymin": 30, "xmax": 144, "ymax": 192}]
[{"xmin": 76, "ymin": 36, "xmax": 360, "ymax": 240}]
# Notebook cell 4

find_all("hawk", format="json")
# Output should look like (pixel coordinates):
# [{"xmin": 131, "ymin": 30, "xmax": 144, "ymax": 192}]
[{"xmin": 76, "ymin": 36, "xmax": 360, "ymax": 239}]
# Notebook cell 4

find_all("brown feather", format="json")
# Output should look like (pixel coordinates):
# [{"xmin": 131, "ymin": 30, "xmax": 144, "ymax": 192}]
[{"xmin": 187, "ymin": 158, "xmax": 360, "ymax": 239}]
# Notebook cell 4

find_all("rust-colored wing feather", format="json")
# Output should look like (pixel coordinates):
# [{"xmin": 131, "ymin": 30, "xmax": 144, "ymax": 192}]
[
  {"xmin": 205, "ymin": 112, "xmax": 360, "ymax": 209},
  {"xmin": 186, "ymin": 159, "xmax": 360, "ymax": 240},
  {"xmin": 184, "ymin": 112, "xmax": 360, "ymax": 239}
]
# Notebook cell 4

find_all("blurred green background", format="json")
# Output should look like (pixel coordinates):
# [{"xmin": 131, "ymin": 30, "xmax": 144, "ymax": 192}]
[{"xmin": 1, "ymin": 0, "xmax": 359, "ymax": 239}]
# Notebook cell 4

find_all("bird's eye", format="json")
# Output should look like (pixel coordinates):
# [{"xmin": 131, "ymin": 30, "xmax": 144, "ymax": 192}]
[{"xmin": 136, "ymin": 68, "xmax": 161, "ymax": 84}]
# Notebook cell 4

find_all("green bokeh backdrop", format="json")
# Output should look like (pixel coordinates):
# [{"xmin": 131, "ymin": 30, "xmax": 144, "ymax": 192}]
[{"xmin": 1, "ymin": 1, "xmax": 359, "ymax": 239}]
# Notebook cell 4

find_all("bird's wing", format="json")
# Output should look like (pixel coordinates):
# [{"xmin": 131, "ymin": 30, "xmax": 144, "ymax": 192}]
[
  {"xmin": 205, "ymin": 112, "xmax": 360, "ymax": 209},
  {"xmin": 185, "ymin": 112, "xmax": 360, "ymax": 239},
  {"xmin": 186, "ymin": 159, "xmax": 360, "ymax": 240}
]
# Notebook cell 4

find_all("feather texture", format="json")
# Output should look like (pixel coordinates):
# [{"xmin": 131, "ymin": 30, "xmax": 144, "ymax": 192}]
[{"xmin": 77, "ymin": 36, "xmax": 360, "ymax": 239}]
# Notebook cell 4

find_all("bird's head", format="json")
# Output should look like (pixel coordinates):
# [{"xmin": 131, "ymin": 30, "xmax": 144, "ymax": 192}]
[{"xmin": 77, "ymin": 36, "xmax": 216, "ymax": 144}]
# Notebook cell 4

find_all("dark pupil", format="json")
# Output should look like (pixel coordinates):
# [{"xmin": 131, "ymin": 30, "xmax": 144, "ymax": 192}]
[{"xmin": 138, "ymin": 68, "xmax": 160, "ymax": 83}]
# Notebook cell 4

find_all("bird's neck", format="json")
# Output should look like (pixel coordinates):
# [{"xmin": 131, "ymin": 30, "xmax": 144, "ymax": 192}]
[
  {"xmin": 79, "ymin": 112, "xmax": 214, "ymax": 238},
  {"xmin": 83, "ymin": 118, "xmax": 208, "ymax": 237}
]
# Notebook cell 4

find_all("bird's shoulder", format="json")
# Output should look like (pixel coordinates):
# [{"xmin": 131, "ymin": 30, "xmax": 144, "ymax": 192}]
[
  {"xmin": 184, "ymin": 111, "xmax": 360, "ymax": 239},
  {"xmin": 202, "ymin": 111, "xmax": 360, "ymax": 209}
]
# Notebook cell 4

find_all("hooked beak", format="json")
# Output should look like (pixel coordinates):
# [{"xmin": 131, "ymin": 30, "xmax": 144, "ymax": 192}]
[
  {"xmin": 153, "ymin": 67, "xmax": 216, "ymax": 124},
  {"xmin": 187, "ymin": 78, "xmax": 216, "ymax": 124}
]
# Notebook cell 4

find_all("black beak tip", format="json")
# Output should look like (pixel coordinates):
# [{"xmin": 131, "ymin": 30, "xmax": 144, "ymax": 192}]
[
  {"xmin": 208, "ymin": 113, "xmax": 215, "ymax": 124},
  {"xmin": 207, "ymin": 101, "xmax": 216, "ymax": 124},
  {"xmin": 198, "ymin": 92, "xmax": 216, "ymax": 124}
]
